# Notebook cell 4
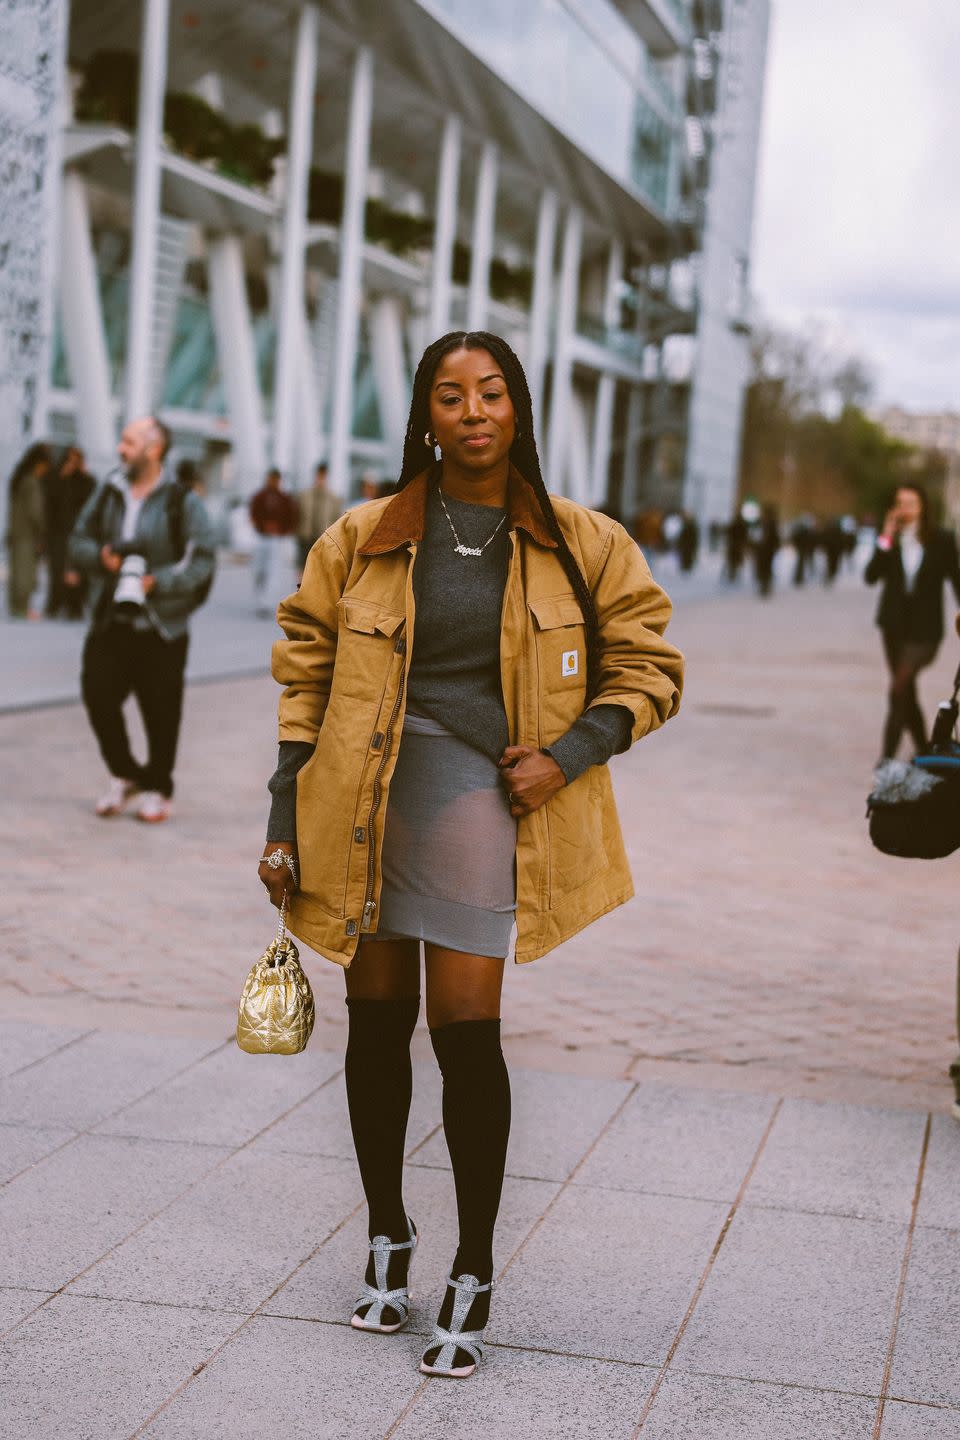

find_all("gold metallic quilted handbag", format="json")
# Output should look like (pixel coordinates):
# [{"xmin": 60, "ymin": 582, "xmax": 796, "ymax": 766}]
[{"xmin": 237, "ymin": 896, "xmax": 315, "ymax": 1054}]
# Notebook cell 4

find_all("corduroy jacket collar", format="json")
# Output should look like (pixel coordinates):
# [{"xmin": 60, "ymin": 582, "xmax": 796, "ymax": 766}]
[{"xmin": 357, "ymin": 463, "xmax": 557, "ymax": 556}]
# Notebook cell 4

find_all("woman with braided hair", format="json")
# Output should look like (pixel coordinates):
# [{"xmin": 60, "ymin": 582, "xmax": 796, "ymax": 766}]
[{"xmin": 259, "ymin": 330, "xmax": 683, "ymax": 1378}]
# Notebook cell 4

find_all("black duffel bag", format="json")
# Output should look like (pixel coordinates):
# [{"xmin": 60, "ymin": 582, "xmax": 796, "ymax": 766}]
[
  {"xmin": 867, "ymin": 753, "xmax": 960, "ymax": 859},
  {"xmin": 868, "ymin": 660, "xmax": 960, "ymax": 859}
]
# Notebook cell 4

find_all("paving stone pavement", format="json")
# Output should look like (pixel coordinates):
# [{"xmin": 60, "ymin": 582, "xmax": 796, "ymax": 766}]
[
  {"xmin": 2, "ymin": 567, "xmax": 959, "ymax": 1437},
  {"xmin": 1, "ymin": 1020, "xmax": 958, "ymax": 1439},
  {"xmin": 2, "ymin": 571, "xmax": 957, "ymax": 1108}
]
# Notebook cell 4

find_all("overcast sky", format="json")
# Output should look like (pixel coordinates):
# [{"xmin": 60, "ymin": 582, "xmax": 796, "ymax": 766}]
[{"xmin": 751, "ymin": 0, "xmax": 960, "ymax": 413}]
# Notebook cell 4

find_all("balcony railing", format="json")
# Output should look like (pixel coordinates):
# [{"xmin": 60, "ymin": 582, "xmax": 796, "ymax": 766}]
[
  {"xmin": 640, "ymin": 49, "xmax": 681, "ymax": 119},
  {"xmin": 576, "ymin": 312, "xmax": 646, "ymax": 365},
  {"xmin": 661, "ymin": 0, "xmax": 692, "ymax": 34}
]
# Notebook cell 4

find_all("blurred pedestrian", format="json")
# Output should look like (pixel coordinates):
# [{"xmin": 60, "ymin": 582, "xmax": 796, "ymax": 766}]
[
  {"xmin": 865, "ymin": 482, "xmax": 960, "ymax": 759},
  {"xmin": 819, "ymin": 519, "xmax": 846, "ymax": 587},
  {"xmin": 175, "ymin": 458, "xmax": 203, "ymax": 496},
  {"xmin": 5, "ymin": 442, "xmax": 52, "ymax": 619},
  {"xmin": 45, "ymin": 446, "xmax": 95, "ymax": 619},
  {"xmin": 677, "ymin": 511, "xmax": 700, "ymax": 573},
  {"xmin": 633, "ymin": 508, "xmax": 663, "ymax": 551},
  {"xmin": 296, "ymin": 461, "xmax": 341, "ymax": 575},
  {"xmin": 68, "ymin": 416, "xmax": 216, "ymax": 822},
  {"xmin": 249, "ymin": 466, "xmax": 297, "ymax": 618},
  {"xmin": 752, "ymin": 506, "xmax": 780, "ymax": 598},
  {"xmin": 351, "ymin": 469, "xmax": 381, "ymax": 506},
  {"xmin": 790, "ymin": 516, "xmax": 817, "ymax": 586},
  {"xmin": 258, "ymin": 330, "xmax": 683, "ymax": 1382},
  {"xmin": 724, "ymin": 511, "xmax": 748, "ymax": 583}
]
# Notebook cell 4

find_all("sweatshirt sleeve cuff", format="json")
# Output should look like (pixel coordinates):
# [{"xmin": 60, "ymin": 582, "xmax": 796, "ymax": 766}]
[
  {"xmin": 545, "ymin": 704, "xmax": 634, "ymax": 784},
  {"xmin": 266, "ymin": 740, "xmax": 314, "ymax": 845}
]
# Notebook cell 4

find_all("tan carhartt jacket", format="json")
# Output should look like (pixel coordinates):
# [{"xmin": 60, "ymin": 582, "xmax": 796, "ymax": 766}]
[{"xmin": 273, "ymin": 465, "xmax": 683, "ymax": 966}]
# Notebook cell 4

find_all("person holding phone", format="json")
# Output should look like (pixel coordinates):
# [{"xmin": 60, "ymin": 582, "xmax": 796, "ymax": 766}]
[{"xmin": 865, "ymin": 482, "xmax": 960, "ymax": 759}]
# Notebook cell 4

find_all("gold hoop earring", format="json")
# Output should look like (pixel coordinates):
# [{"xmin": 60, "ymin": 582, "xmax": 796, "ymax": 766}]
[{"xmin": 424, "ymin": 431, "xmax": 437, "ymax": 449}]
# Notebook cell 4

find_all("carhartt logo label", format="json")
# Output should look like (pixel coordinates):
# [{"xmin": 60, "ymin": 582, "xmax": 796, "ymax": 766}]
[{"xmin": 561, "ymin": 650, "xmax": 579, "ymax": 677}]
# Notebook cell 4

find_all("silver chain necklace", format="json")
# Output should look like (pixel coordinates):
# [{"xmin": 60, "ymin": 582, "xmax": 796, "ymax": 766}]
[{"xmin": 437, "ymin": 487, "xmax": 507, "ymax": 557}]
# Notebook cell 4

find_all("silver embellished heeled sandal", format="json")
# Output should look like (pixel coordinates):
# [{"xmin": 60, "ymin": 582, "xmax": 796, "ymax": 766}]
[
  {"xmin": 351, "ymin": 1217, "xmax": 418, "ymax": 1333},
  {"xmin": 419, "ymin": 1273, "xmax": 493, "ymax": 1378}
]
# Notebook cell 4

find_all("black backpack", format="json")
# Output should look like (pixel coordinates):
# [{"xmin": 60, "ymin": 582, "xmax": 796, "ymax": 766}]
[
  {"xmin": 90, "ymin": 480, "xmax": 215, "ymax": 610},
  {"xmin": 165, "ymin": 483, "xmax": 216, "ymax": 608}
]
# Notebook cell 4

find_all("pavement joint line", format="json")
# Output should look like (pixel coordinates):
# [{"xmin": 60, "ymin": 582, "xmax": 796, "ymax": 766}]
[
  {"xmin": 871, "ymin": 1111, "xmax": 933, "ymax": 1440},
  {"xmin": 401, "ymin": 1121, "xmax": 445, "ymax": 1163},
  {"xmin": 367, "ymin": 1080, "xmax": 647, "ymax": 1438},
  {"xmin": 0, "ymin": 665, "xmax": 271, "ymax": 718},
  {"xmin": 122, "ymin": 1192, "xmax": 368, "ymax": 1440},
  {"xmin": 0, "ymin": 1032, "xmax": 235, "ymax": 1190},
  {"xmin": 21, "ymin": 1288, "xmax": 250, "ymax": 1319},
  {"xmin": 658, "ymin": 1363, "xmax": 960, "ymax": 1414},
  {"xmin": 0, "ymin": 1026, "xmax": 97, "ymax": 1080},
  {"xmin": 631, "ymin": 1095, "xmax": 785, "ymax": 1436},
  {"xmin": 884, "ymin": 1395, "xmax": 960, "ymax": 1415},
  {"xmin": 0, "ymin": 1061, "xmax": 346, "ymax": 1345},
  {"xmin": 494, "ymin": 1080, "xmax": 642, "ymax": 1286},
  {"xmin": 381, "ymin": 1378, "xmax": 431, "ymax": 1440},
  {"xmin": 121, "ymin": 1114, "xmax": 447, "ymax": 1438}
]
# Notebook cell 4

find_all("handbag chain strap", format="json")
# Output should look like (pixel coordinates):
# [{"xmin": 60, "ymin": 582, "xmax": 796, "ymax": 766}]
[{"xmin": 274, "ymin": 891, "xmax": 288, "ymax": 956}]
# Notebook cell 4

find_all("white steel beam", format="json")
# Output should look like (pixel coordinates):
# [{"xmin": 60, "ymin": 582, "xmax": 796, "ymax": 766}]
[
  {"xmin": 273, "ymin": 3, "xmax": 319, "ymax": 479},
  {"xmin": 589, "ymin": 236, "xmax": 625, "ymax": 507},
  {"xmin": 294, "ymin": 304, "xmax": 321, "ymax": 483},
  {"xmin": 369, "ymin": 295, "xmax": 409, "ymax": 475},
  {"xmin": 545, "ymin": 206, "xmax": 582, "ymax": 496},
  {"xmin": 527, "ymin": 187, "xmax": 557, "ymax": 441},
  {"xmin": 208, "ymin": 234, "xmax": 267, "ymax": 496},
  {"xmin": 466, "ymin": 142, "xmax": 498, "ymax": 333},
  {"xmin": 622, "ymin": 385, "xmax": 644, "ymax": 522},
  {"xmin": 429, "ymin": 113, "xmax": 461, "ymax": 342},
  {"xmin": 328, "ymin": 46, "xmax": 374, "ymax": 499},
  {"xmin": 58, "ymin": 173, "xmax": 116, "ymax": 472},
  {"xmin": 125, "ymin": 0, "xmax": 170, "ymax": 419}
]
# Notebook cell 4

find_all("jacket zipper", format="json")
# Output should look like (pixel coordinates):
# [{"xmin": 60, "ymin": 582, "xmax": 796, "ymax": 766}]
[{"xmin": 360, "ymin": 630, "xmax": 407, "ymax": 932}]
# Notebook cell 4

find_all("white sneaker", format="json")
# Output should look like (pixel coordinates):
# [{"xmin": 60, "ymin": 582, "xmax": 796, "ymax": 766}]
[
  {"xmin": 135, "ymin": 790, "xmax": 172, "ymax": 823},
  {"xmin": 95, "ymin": 778, "xmax": 137, "ymax": 817}
]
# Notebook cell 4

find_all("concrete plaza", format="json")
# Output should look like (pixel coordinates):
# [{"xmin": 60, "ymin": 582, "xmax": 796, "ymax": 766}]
[{"xmin": 2, "ymin": 559, "xmax": 959, "ymax": 1437}]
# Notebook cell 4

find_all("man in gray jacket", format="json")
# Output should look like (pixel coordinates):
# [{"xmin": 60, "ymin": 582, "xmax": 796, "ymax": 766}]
[{"xmin": 69, "ymin": 416, "xmax": 215, "ymax": 822}]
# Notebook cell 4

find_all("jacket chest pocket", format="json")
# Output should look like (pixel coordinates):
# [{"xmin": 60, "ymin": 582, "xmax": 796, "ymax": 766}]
[
  {"xmin": 335, "ymin": 599, "xmax": 405, "ymax": 701},
  {"xmin": 528, "ymin": 594, "xmax": 587, "ymax": 741}
]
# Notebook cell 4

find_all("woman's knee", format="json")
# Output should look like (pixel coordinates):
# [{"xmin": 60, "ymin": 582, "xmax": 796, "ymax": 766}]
[
  {"xmin": 424, "ymin": 947, "xmax": 504, "ymax": 1030},
  {"xmin": 345, "ymin": 939, "xmax": 420, "ymax": 1001}
]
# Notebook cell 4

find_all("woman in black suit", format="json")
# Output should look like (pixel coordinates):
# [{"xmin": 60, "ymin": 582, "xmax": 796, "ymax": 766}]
[{"xmin": 865, "ymin": 482, "xmax": 960, "ymax": 758}]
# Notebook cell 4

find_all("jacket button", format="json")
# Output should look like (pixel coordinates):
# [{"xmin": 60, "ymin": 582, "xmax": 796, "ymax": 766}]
[
  {"xmin": 345, "ymin": 919, "xmax": 358, "ymax": 937},
  {"xmin": 354, "ymin": 827, "xmax": 366, "ymax": 843}
]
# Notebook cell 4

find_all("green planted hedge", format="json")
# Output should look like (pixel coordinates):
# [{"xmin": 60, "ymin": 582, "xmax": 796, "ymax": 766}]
[
  {"xmin": 75, "ymin": 51, "xmax": 283, "ymax": 188},
  {"xmin": 74, "ymin": 53, "xmax": 533, "ymax": 299}
]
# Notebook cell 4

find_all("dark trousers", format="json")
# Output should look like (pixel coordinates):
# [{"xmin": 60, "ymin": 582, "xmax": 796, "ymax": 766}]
[
  {"xmin": 46, "ymin": 531, "xmax": 87, "ymax": 618},
  {"xmin": 881, "ymin": 632, "xmax": 939, "ymax": 759},
  {"xmin": 45, "ymin": 535, "xmax": 69, "ymax": 616},
  {"xmin": 81, "ymin": 623, "xmax": 189, "ymax": 796}
]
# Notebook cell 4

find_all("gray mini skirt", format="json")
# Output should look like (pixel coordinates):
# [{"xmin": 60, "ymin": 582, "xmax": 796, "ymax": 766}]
[{"xmin": 363, "ymin": 710, "xmax": 517, "ymax": 958}]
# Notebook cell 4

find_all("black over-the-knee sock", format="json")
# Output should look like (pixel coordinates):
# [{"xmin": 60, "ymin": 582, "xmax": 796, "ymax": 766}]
[
  {"xmin": 432, "ymin": 1018, "xmax": 510, "ymax": 1271},
  {"xmin": 344, "ymin": 995, "xmax": 420, "ymax": 1241},
  {"xmin": 425, "ymin": 1018, "xmax": 510, "ymax": 1368}
]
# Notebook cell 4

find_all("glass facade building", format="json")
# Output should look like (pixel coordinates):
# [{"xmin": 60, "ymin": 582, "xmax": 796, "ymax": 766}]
[{"xmin": 1, "ymin": 0, "xmax": 767, "ymax": 532}]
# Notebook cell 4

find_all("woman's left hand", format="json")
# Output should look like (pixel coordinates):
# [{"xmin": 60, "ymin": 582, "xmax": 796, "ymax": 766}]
[{"xmin": 498, "ymin": 745, "xmax": 566, "ymax": 817}]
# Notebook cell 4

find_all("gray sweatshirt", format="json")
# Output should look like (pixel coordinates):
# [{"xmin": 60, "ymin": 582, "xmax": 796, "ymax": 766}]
[{"xmin": 266, "ymin": 486, "xmax": 631, "ymax": 842}]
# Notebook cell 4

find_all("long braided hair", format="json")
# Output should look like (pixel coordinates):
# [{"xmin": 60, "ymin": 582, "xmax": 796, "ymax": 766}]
[{"xmin": 398, "ymin": 330, "xmax": 600, "ymax": 699}]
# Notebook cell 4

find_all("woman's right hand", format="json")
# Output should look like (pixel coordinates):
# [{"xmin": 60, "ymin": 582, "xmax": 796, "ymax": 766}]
[
  {"xmin": 258, "ymin": 841, "xmax": 297, "ymax": 910},
  {"xmin": 881, "ymin": 507, "xmax": 899, "ymax": 540}
]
